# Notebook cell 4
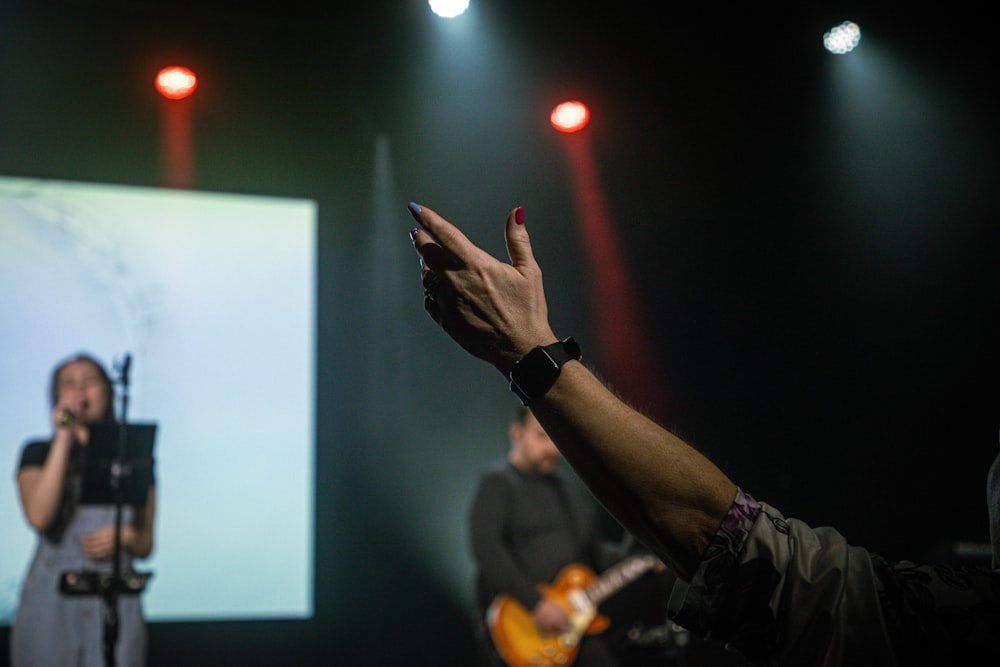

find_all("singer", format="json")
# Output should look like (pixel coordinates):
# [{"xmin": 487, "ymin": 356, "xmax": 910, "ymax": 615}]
[{"xmin": 9, "ymin": 353, "xmax": 156, "ymax": 667}]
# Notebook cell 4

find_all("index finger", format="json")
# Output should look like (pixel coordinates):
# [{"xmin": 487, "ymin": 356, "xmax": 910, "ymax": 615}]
[{"xmin": 407, "ymin": 202, "xmax": 480, "ymax": 262}]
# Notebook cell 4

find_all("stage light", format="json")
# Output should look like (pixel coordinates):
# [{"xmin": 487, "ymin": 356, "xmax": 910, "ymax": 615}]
[
  {"xmin": 824, "ymin": 21, "xmax": 861, "ymax": 54},
  {"xmin": 155, "ymin": 66, "xmax": 198, "ymax": 100},
  {"xmin": 429, "ymin": 0, "xmax": 470, "ymax": 18},
  {"xmin": 550, "ymin": 101, "xmax": 590, "ymax": 133}
]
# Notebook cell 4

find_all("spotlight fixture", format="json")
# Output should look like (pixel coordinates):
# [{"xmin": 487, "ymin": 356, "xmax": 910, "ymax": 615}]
[
  {"xmin": 429, "ymin": 0, "xmax": 470, "ymax": 18},
  {"xmin": 155, "ymin": 66, "xmax": 198, "ymax": 100},
  {"xmin": 550, "ymin": 101, "xmax": 590, "ymax": 133},
  {"xmin": 823, "ymin": 21, "xmax": 861, "ymax": 54}
]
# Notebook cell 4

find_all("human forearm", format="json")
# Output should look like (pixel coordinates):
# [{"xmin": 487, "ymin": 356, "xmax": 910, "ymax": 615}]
[
  {"xmin": 470, "ymin": 482, "xmax": 541, "ymax": 608},
  {"xmin": 530, "ymin": 361, "xmax": 736, "ymax": 581},
  {"xmin": 18, "ymin": 436, "xmax": 73, "ymax": 531},
  {"xmin": 128, "ymin": 487, "xmax": 156, "ymax": 558},
  {"xmin": 121, "ymin": 525, "xmax": 154, "ymax": 559}
]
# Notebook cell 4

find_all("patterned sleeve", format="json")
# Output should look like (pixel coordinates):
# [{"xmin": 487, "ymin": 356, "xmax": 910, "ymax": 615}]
[{"xmin": 666, "ymin": 489, "xmax": 895, "ymax": 665}]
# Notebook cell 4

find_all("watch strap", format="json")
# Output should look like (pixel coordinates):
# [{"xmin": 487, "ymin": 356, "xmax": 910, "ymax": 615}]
[{"xmin": 508, "ymin": 337, "xmax": 582, "ymax": 405}]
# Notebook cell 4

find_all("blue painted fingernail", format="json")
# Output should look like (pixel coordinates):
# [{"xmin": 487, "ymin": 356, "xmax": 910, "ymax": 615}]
[
  {"xmin": 409, "ymin": 227, "xmax": 420, "ymax": 240},
  {"xmin": 407, "ymin": 202, "xmax": 422, "ymax": 217}
]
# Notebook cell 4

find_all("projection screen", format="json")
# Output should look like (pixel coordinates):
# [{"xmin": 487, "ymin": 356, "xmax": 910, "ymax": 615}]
[{"xmin": 0, "ymin": 175, "xmax": 316, "ymax": 624}]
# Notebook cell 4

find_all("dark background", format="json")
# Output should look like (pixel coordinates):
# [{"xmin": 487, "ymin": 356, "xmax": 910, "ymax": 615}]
[{"xmin": 2, "ymin": 1, "xmax": 997, "ymax": 664}]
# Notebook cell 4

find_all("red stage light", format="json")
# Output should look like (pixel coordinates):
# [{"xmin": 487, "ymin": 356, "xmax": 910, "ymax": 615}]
[
  {"xmin": 550, "ymin": 101, "xmax": 590, "ymax": 133},
  {"xmin": 155, "ymin": 66, "xmax": 198, "ymax": 100}
]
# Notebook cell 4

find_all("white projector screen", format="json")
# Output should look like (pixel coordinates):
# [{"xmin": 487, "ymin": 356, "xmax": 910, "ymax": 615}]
[{"xmin": 0, "ymin": 175, "xmax": 316, "ymax": 624}]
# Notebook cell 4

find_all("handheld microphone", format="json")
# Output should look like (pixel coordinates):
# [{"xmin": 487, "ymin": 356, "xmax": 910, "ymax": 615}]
[{"xmin": 57, "ymin": 410, "xmax": 76, "ymax": 427}]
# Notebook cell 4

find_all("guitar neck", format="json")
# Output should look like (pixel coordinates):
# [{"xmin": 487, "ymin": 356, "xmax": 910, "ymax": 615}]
[{"xmin": 584, "ymin": 555, "xmax": 656, "ymax": 606}]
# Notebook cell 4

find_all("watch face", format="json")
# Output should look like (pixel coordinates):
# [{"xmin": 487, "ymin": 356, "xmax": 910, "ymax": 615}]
[{"xmin": 509, "ymin": 339, "xmax": 581, "ymax": 405}]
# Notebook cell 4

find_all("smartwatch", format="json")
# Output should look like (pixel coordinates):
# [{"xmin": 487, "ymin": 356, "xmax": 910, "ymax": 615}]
[{"xmin": 508, "ymin": 337, "xmax": 582, "ymax": 405}]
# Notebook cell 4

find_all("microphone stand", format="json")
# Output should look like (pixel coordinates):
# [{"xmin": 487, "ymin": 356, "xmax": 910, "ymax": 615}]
[
  {"xmin": 60, "ymin": 353, "xmax": 150, "ymax": 667},
  {"xmin": 102, "ymin": 353, "xmax": 131, "ymax": 667}
]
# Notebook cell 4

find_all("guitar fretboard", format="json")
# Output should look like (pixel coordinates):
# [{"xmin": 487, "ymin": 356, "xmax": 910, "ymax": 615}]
[{"xmin": 585, "ymin": 555, "xmax": 656, "ymax": 605}]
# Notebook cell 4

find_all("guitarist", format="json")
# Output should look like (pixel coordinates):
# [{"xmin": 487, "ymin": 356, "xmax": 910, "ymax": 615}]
[{"xmin": 468, "ymin": 406, "xmax": 623, "ymax": 667}]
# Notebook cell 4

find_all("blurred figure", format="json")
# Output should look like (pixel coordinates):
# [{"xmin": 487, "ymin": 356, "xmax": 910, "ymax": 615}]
[
  {"xmin": 469, "ymin": 406, "xmax": 665, "ymax": 667},
  {"xmin": 10, "ymin": 353, "xmax": 156, "ymax": 667}
]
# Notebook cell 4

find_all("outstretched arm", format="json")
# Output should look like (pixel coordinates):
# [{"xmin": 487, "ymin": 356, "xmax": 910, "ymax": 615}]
[
  {"xmin": 408, "ymin": 204, "xmax": 736, "ymax": 580},
  {"xmin": 527, "ymin": 362, "xmax": 736, "ymax": 580}
]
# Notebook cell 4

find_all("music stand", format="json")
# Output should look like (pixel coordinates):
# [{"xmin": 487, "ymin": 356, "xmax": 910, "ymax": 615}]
[
  {"xmin": 60, "ymin": 420, "xmax": 157, "ymax": 667},
  {"xmin": 79, "ymin": 422, "xmax": 156, "ymax": 506}
]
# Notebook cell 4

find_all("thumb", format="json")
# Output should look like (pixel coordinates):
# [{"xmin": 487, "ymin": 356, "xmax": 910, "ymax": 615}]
[{"xmin": 504, "ymin": 206, "xmax": 536, "ymax": 270}]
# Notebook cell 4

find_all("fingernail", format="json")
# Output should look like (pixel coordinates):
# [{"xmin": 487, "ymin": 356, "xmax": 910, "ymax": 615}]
[
  {"xmin": 407, "ymin": 202, "xmax": 422, "ymax": 218},
  {"xmin": 515, "ymin": 206, "xmax": 524, "ymax": 225},
  {"xmin": 409, "ymin": 227, "xmax": 420, "ymax": 240}
]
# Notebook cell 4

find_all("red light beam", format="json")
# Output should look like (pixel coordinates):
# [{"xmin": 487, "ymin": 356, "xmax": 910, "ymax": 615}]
[{"xmin": 559, "ymin": 131, "xmax": 672, "ymax": 423}]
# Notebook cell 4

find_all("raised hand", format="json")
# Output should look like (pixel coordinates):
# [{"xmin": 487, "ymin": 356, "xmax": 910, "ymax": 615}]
[{"xmin": 408, "ymin": 203, "xmax": 557, "ymax": 376}]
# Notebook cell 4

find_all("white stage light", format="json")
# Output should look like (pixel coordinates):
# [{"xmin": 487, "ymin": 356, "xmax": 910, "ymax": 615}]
[
  {"xmin": 824, "ymin": 21, "xmax": 862, "ymax": 54},
  {"xmin": 429, "ymin": 0, "xmax": 470, "ymax": 18}
]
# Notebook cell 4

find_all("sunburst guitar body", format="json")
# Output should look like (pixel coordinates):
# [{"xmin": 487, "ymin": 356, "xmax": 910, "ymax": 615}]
[{"xmin": 487, "ymin": 555, "xmax": 657, "ymax": 667}]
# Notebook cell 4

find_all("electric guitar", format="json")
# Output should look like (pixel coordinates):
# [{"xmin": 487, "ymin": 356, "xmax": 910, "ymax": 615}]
[{"xmin": 487, "ymin": 554, "xmax": 660, "ymax": 667}]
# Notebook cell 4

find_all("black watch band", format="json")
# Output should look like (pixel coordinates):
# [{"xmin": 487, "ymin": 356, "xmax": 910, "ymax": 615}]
[{"xmin": 508, "ymin": 337, "xmax": 582, "ymax": 406}]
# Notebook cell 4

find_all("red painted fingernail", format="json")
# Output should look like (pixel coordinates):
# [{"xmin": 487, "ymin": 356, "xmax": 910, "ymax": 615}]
[{"xmin": 515, "ymin": 206, "xmax": 524, "ymax": 225}]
